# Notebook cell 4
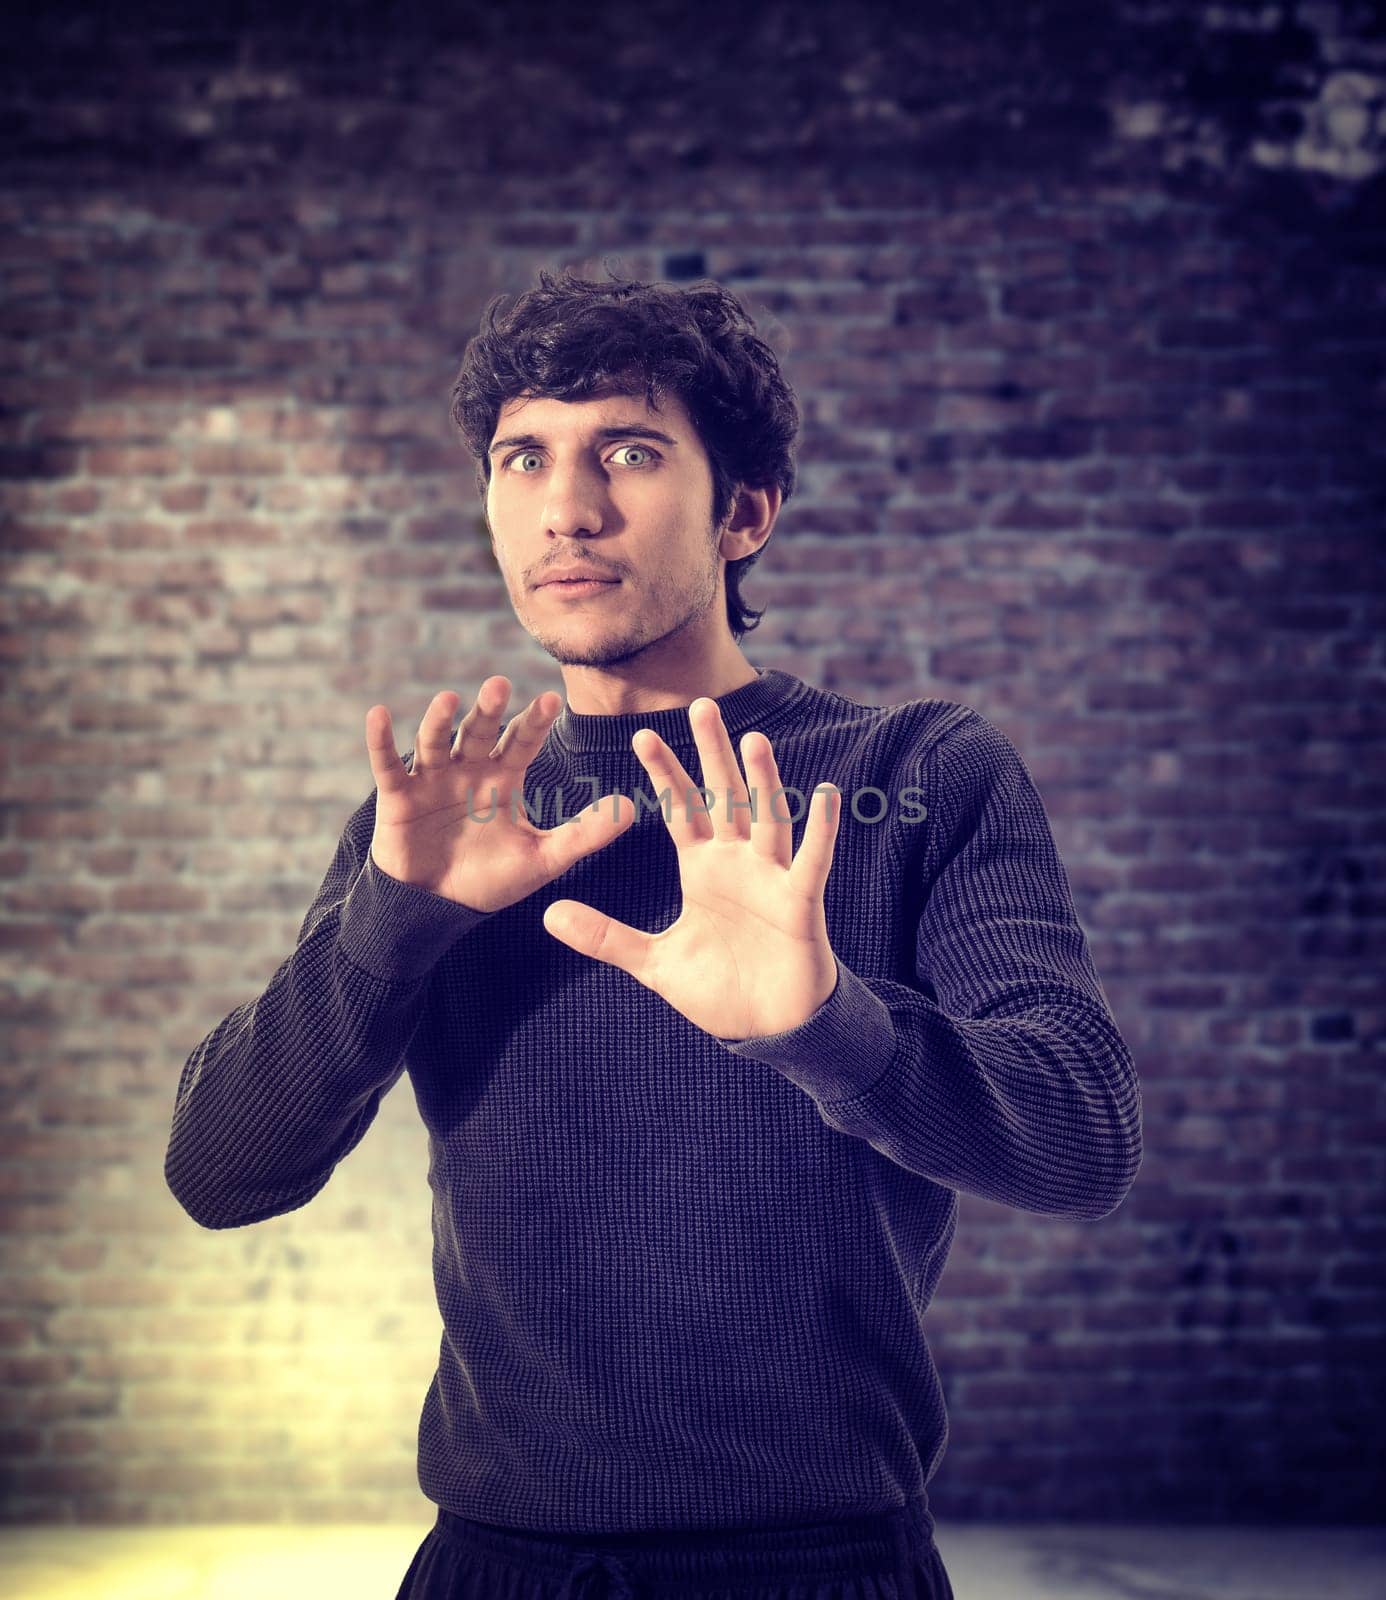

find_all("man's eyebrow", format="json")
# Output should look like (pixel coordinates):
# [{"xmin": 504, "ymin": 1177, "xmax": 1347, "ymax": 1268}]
[{"xmin": 488, "ymin": 424, "xmax": 679, "ymax": 457}]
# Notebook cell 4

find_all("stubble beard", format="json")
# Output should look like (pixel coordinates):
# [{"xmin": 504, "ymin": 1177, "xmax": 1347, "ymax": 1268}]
[{"xmin": 521, "ymin": 529, "xmax": 724, "ymax": 670}]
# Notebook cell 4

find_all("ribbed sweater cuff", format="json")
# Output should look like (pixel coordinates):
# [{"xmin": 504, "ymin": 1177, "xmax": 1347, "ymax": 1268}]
[
  {"xmin": 337, "ymin": 853, "xmax": 492, "ymax": 982},
  {"xmin": 720, "ymin": 956, "xmax": 899, "ymax": 1106}
]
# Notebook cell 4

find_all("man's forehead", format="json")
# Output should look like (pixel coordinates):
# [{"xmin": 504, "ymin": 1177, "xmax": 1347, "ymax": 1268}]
[{"xmin": 493, "ymin": 389, "xmax": 684, "ymax": 431}]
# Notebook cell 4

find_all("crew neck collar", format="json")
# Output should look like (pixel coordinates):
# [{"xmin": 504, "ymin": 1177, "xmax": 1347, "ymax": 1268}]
[{"xmin": 550, "ymin": 667, "xmax": 811, "ymax": 755}]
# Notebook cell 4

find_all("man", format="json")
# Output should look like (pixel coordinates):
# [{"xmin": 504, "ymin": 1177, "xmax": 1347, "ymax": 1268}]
[{"xmin": 166, "ymin": 268, "xmax": 1141, "ymax": 1600}]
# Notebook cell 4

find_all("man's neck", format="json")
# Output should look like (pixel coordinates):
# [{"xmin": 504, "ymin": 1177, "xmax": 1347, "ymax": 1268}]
[{"xmin": 558, "ymin": 651, "xmax": 760, "ymax": 717}]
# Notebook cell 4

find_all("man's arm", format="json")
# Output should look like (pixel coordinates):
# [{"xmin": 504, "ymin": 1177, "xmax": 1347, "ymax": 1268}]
[
  {"xmin": 166, "ymin": 679, "xmax": 637, "ymax": 1231},
  {"xmin": 722, "ymin": 711, "xmax": 1143, "ymax": 1222},
  {"xmin": 164, "ymin": 780, "xmax": 489, "ymax": 1230}
]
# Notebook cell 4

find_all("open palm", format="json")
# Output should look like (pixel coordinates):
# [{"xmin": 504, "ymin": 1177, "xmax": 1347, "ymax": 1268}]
[{"xmin": 541, "ymin": 696, "xmax": 842, "ymax": 1042}]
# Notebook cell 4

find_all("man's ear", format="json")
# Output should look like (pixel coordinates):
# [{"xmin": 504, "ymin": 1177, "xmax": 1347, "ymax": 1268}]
[{"xmin": 719, "ymin": 483, "xmax": 781, "ymax": 562}]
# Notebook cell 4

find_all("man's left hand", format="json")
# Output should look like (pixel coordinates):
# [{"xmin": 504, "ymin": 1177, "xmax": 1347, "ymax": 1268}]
[{"xmin": 542, "ymin": 696, "xmax": 842, "ymax": 1042}]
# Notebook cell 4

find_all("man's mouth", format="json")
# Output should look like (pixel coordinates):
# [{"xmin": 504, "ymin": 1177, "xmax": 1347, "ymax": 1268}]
[{"xmin": 540, "ymin": 577, "xmax": 621, "ymax": 593}]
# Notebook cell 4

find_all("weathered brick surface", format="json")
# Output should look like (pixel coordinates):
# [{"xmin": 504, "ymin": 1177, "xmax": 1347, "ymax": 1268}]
[{"xmin": 1, "ymin": 0, "xmax": 1382, "ymax": 1527}]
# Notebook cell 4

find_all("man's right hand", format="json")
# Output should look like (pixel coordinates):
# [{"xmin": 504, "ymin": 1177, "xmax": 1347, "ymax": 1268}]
[{"xmin": 365, "ymin": 677, "xmax": 635, "ymax": 914}]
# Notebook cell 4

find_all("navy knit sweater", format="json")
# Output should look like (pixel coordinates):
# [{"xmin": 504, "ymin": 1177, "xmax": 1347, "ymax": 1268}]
[{"xmin": 166, "ymin": 666, "xmax": 1142, "ymax": 1536}]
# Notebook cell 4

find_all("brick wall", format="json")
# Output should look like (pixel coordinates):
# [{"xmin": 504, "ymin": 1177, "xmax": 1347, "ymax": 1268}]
[{"xmin": 2, "ymin": 0, "xmax": 1383, "ymax": 1525}]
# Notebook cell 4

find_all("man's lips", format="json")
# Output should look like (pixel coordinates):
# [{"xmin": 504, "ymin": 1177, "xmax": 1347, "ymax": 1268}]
[{"xmin": 537, "ymin": 575, "xmax": 621, "ymax": 589}]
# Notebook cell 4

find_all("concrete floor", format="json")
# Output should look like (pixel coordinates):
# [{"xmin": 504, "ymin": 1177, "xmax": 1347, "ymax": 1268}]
[{"xmin": 1, "ymin": 1522, "xmax": 1384, "ymax": 1599}]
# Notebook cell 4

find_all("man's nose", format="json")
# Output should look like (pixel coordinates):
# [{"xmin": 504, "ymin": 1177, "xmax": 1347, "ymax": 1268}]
[{"xmin": 542, "ymin": 461, "xmax": 608, "ymax": 539}]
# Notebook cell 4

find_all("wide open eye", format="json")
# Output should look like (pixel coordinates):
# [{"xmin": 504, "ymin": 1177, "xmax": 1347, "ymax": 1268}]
[{"xmin": 609, "ymin": 444, "xmax": 656, "ymax": 467}]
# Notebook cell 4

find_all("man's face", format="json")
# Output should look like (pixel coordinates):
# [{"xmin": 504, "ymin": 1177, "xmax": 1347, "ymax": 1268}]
[{"xmin": 484, "ymin": 389, "xmax": 730, "ymax": 669}]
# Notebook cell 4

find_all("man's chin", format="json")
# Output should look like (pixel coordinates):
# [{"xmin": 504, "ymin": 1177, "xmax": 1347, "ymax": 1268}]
[
  {"xmin": 528, "ymin": 626, "xmax": 650, "ymax": 670},
  {"xmin": 543, "ymin": 643, "xmax": 648, "ymax": 669}
]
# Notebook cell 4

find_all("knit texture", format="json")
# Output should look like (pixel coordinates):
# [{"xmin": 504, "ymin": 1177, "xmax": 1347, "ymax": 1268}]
[{"xmin": 166, "ymin": 666, "xmax": 1142, "ymax": 1534}]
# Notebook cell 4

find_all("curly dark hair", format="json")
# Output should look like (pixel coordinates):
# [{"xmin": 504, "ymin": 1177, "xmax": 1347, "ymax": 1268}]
[{"xmin": 449, "ymin": 265, "xmax": 800, "ymax": 641}]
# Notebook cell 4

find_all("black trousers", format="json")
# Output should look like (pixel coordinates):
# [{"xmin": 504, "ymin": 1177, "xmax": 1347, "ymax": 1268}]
[{"xmin": 393, "ymin": 1495, "xmax": 955, "ymax": 1599}]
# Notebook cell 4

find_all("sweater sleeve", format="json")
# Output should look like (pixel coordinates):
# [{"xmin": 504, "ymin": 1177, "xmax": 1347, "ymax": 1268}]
[
  {"xmin": 164, "ymin": 772, "xmax": 490, "ymax": 1230},
  {"xmin": 721, "ymin": 711, "xmax": 1143, "ymax": 1221}
]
